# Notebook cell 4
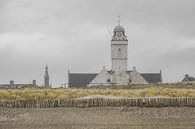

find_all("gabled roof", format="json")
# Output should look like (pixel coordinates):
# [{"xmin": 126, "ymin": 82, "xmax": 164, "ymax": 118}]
[
  {"xmin": 141, "ymin": 73, "xmax": 162, "ymax": 84},
  {"xmin": 68, "ymin": 71, "xmax": 162, "ymax": 87},
  {"xmin": 182, "ymin": 75, "xmax": 195, "ymax": 82},
  {"xmin": 68, "ymin": 73, "xmax": 97, "ymax": 87},
  {"xmin": 127, "ymin": 71, "xmax": 162, "ymax": 84}
]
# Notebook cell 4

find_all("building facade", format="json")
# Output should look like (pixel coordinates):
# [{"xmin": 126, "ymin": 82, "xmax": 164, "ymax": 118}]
[
  {"xmin": 68, "ymin": 22, "xmax": 162, "ymax": 87},
  {"xmin": 182, "ymin": 74, "xmax": 195, "ymax": 82},
  {"xmin": 111, "ymin": 25, "xmax": 129, "ymax": 85},
  {"xmin": 0, "ymin": 80, "xmax": 37, "ymax": 89}
]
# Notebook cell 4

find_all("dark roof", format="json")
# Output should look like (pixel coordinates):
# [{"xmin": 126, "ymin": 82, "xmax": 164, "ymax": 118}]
[
  {"xmin": 141, "ymin": 73, "xmax": 162, "ymax": 84},
  {"xmin": 68, "ymin": 71, "xmax": 162, "ymax": 87},
  {"xmin": 182, "ymin": 75, "xmax": 195, "ymax": 82},
  {"xmin": 126, "ymin": 71, "xmax": 162, "ymax": 84},
  {"xmin": 68, "ymin": 73, "xmax": 97, "ymax": 87},
  {"xmin": 0, "ymin": 84, "xmax": 34, "ymax": 88}
]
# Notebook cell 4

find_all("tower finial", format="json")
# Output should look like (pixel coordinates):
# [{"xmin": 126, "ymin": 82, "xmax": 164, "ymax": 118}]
[{"xmin": 118, "ymin": 15, "xmax": 120, "ymax": 26}]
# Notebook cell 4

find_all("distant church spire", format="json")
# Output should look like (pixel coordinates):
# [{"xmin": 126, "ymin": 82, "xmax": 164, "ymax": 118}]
[{"xmin": 44, "ymin": 64, "xmax": 50, "ymax": 87}]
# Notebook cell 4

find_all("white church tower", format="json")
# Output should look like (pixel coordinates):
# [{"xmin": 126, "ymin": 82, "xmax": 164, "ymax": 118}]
[
  {"xmin": 88, "ymin": 17, "xmax": 149, "ymax": 86},
  {"xmin": 111, "ymin": 17, "xmax": 129, "ymax": 85}
]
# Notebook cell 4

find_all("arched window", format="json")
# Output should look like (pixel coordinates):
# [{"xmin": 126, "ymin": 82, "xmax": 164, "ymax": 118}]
[{"xmin": 118, "ymin": 48, "xmax": 122, "ymax": 57}]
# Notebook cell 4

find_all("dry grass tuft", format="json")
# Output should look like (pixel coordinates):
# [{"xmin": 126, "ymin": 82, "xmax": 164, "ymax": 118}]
[{"xmin": 0, "ymin": 86, "xmax": 194, "ymax": 101}]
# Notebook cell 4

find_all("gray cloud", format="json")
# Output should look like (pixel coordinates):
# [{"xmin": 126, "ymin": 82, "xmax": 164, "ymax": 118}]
[{"xmin": 0, "ymin": 0, "xmax": 195, "ymax": 86}]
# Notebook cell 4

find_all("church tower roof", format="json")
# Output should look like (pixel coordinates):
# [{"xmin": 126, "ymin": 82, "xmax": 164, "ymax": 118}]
[
  {"xmin": 113, "ymin": 16, "xmax": 125, "ymax": 32},
  {"xmin": 112, "ymin": 16, "xmax": 127, "ymax": 41},
  {"xmin": 114, "ymin": 25, "xmax": 125, "ymax": 32}
]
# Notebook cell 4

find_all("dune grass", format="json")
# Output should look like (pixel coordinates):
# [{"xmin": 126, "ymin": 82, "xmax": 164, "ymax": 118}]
[{"xmin": 0, "ymin": 86, "xmax": 194, "ymax": 101}]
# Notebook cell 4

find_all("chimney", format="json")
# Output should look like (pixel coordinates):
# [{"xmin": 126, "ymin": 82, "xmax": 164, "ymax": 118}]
[
  {"xmin": 32, "ymin": 80, "xmax": 36, "ymax": 86},
  {"xmin": 10, "ymin": 80, "xmax": 14, "ymax": 85}
]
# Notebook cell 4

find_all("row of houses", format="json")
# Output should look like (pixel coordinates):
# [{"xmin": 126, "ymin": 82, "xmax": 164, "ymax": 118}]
[
  {"xmin": 0, "ymin": 80, "xmax": 37, "ymax": 89},
  {"xmin": 0, "ymin": 65, "xmax": 51, "ymax": 89}
]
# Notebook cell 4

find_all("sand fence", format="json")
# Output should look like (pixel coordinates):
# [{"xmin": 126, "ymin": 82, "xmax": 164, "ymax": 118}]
[{"xmin": 0, "ymin": 96, "xmax": 194, "ymax": 108}]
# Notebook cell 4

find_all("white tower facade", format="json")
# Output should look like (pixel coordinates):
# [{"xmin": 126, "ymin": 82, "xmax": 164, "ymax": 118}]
[
  {"xmin": 88, "ymin": 19, "xmax": 149, "ymax": 86},
  {"xmin": 111, "ymin": 22, "xmax": 129, "ymax": 85},
  {"xmin": 111, "ymin": 25, "xmax": 128, "ymax": 71}
]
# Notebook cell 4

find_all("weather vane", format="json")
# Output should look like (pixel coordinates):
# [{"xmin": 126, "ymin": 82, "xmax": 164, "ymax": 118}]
[{"xmin": 118, "ymin": 15, "xmax": 120, "ymax": 26}]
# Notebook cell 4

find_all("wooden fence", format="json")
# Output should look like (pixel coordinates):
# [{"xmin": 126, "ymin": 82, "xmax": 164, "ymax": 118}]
[{"xmin": 0, "ymin": 97, "xmax": 194, "ymax": 108}]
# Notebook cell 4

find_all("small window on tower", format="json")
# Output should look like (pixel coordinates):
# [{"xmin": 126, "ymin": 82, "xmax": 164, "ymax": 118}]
[{"xmin": 118, "ymin": 48, "xmax": 122, "ymax": 57}]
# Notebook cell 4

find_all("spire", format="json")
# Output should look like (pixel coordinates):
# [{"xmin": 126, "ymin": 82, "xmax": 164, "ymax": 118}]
[
  {"xmin": 45, "ymin": 64, "xmax": 48, "ymax": 75},
  {"xmin": 118, "ymin": 15, "xmax": 120, "ymax": 26},
  {"xmin": 44, "ymin": 64, "xmax": 49, "ymax": 87}
]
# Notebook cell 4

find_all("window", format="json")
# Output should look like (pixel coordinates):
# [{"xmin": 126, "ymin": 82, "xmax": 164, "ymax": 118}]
[{"xmin": 118, "ymin": 48, "xmax": 122, "ymax": 57}]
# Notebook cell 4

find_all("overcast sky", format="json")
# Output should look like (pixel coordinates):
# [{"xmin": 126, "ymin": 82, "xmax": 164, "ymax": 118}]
[{"xmin": 0, "ymin": 0, "xmax": 195, "ymax": 86}]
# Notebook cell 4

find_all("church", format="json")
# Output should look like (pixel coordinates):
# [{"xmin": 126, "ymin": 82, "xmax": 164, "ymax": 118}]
[{"xmin": 68, "ymin": 21, "xmax": 162, "ymax": 87}]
